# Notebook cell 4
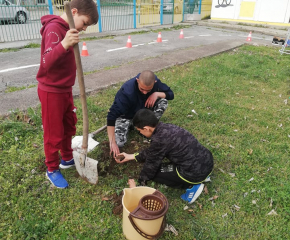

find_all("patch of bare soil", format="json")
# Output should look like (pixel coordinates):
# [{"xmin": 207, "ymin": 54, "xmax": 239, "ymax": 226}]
[
  {"xmin": 112, "ymin": 192, "xmax": 124, "ymax": 216},
  {"xmin": 97, "ymin": 136, "xmax": 149, "ymax": 177}
]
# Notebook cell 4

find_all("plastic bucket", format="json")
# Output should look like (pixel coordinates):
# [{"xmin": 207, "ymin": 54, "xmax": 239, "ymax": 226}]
[{"xmin": 122, "ymin": 187, "xmax": 168, "ymax": 240}]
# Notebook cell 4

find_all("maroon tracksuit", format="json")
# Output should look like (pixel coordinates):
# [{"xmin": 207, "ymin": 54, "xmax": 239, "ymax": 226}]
[{"xmin": 36, "ymin": 15, "xmax": 77, "ymax": 171}]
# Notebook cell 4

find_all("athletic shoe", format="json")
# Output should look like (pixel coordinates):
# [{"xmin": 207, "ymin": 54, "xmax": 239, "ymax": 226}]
[
  {"xmin": 203, "ymin": 176, "xmax": 211, "ymax": 182},
  {"xmin": 181, "ymin": 183, "xmax": 204, "ymax": 204},
  {"xmin": 59, "ymin": 159, "xmax": 75, "ymax": 169},
  {"xmin": 46, "ymin": 170, "xmax": 68, "ymax": 188}
]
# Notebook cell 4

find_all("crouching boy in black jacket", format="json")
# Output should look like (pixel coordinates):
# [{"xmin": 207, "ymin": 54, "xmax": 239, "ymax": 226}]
[{"xmin": 115, "ymin": 109, "xmax": 214, "ymax": 204}]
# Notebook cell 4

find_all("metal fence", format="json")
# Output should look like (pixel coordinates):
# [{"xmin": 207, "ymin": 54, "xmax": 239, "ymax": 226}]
[{"xmin": 0, "ymin": 0, "xmax": 208, "ymax": 42}]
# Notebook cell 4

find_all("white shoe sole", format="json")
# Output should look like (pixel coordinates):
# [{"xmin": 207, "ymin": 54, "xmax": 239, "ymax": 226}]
[
  {"xmin": 59, "ymin": 164, "xmax": 75, "ymax": 169},
  {"xmin": 189, "ymin": 183, "xmax": 204, "ymax": 204}
]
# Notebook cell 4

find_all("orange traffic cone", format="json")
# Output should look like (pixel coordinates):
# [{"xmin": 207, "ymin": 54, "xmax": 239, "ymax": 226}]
[
  {"xmin": 179, "ymin": 29, "xmax": 184, "ymax": 39},
  {"xmin": 126, "ymin": 36, "xmax": 132, "ymax": 48},
  {"xmin": 157, "ymin": 32, "xmax": 162, "ymax": 43},
  {"xmin": 246, "ymin": 31, "xmax": 252, "ymax": 41},
  {"xmin": 81, "ymin": 42, "xmax": 89, "ymax": 56}
]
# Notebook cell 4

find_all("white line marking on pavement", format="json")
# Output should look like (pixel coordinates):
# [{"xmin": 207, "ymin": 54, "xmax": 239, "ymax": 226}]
[
  {"xmin": 219, "ymin": 35, "xmax": 232, "ymax": 36},
  {"xmin": 0, "ymin": 64, "xmax": 40, "ymax": 73},
  {"xmin": 185, "ymin": 36, "xmax": 194, "ymax": 39},
  {"xmin": 106, "ymin": 47, "xmax": 127, "ymax": 52},
  {"xmin": 199, "ymin": 34, "xmax": 211, "ymax": 37},
  {"xmin": 238, "ymin": 35, "xmax": 264, "ymax": 40},
  {"xmin": 252, "ymin": 37, "xmax": 264, "ymax": 40}
]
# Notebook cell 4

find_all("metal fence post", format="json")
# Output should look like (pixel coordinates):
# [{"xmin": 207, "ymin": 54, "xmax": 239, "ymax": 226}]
[
  {"xmin": 96, "ymin": 0, "xmax": 102, "ymax": 33},
  {"xmin": 48, "ymin": 0, "xmax": 53, "ymax": 14},
  {"xmin": 182, "ymin": 0, "xmax": 185, "ymax": 22},
  {"xmin": 160, "ymin": 0, "xmax": 163, "ymax": 25},
  {"xmin": 133, "ymin": 0, "xmax": 136, "ymax": 29},
  {"xmin": 198, "ymin": 0, "xmax": 202, "ymax": 14}
]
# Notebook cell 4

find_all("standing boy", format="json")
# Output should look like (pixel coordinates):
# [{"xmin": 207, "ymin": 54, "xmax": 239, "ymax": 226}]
[
  {"xmin": 36, "ymin": 0, "xmax": 98, "ymax": 188},
  {"xmin": 107, "ymin": 70, "xmax": 174, "ymax": 158},
  {"xmin": 116, "ymin": 109, "xmax": 213, "ymax": 204}
]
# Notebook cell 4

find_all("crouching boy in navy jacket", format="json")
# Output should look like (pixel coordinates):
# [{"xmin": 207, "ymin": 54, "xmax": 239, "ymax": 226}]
[{"xmin": 107, "ymin": 70, "xmax": 174, "ymax": 158}]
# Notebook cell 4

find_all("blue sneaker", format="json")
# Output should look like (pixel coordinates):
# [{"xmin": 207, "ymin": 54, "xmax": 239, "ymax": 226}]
[
  {"xmin": 181, "ymin": 183, "xmax": 204, "ymax": 204},
  {"xmin": 59, "ymin": 159, "xmax": 75, "ymax": 169},
  {"xmin": 46, "ymin": 170, "xmax": 68, "ymax": 188}
]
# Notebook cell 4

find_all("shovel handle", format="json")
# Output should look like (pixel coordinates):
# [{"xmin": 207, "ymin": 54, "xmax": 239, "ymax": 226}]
[
  {"xmin": 90, "ymin": 125, "xmax": 107, "ymax": 137},
  {"xmin": 64, "ymin": 2, "xmax": 88, "ymax": 151}
]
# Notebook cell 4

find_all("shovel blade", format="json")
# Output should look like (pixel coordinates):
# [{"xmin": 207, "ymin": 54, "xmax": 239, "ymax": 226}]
[{"xmin": 73, "ymin": 151, "xmax": 99, "ymax": 185}]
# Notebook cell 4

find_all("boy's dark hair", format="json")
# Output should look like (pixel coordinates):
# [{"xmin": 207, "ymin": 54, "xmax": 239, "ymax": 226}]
[
  {"xmin": 133, "ymin": 109, "xmax": 159, "ymax": 129},
  {"xmin": 139, "ymin": 70, "xmax": 155, "ymax": 86},
  {"xmin": 71, "ymin": 0, "xmax": 99, "ymax": 25}
]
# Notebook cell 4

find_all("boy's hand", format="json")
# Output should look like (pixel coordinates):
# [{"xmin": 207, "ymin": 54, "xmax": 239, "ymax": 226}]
[
  {"xmin": 145, "ymin": 92, "xmax": 158, "ymax": 108},
  {"xmin": 145, "ymin": 92, "xmax": 165, "ymax": 108},
  {"xmin": 61, "ymin": 29, "xmax": 79, "ymax": 50},
  {"xmin": 110, "ymin": 141, "xmax": 120, "ymax": 158},
  {"xmin": 115, "ymin": 153, "xmax": 134, "ymax": 163}
]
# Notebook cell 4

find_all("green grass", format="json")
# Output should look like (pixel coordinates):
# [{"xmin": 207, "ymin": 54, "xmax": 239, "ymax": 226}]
[
  {"xmin": 0, "ymin": 45, "xmax": 289, "ymax": 239},
  {"xmin": 0, "ymin": 43, "xmax": 40, "ymax": 53},
  {"xmin": 5, "ymin": 84, "xmax": 37, "ymax": 93}
]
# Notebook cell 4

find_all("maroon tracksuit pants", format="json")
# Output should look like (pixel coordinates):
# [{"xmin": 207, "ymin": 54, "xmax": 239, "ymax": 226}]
[{"xmin": 38, "ymin": 88, "xmax": 77, "ymax": 172}]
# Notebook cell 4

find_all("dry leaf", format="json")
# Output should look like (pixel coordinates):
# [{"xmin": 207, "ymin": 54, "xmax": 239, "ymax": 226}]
[
  {"xmin": 102, "ymin": 197, "xmax": 109, "ymax": 201},
  {"xmin": 219, "ymin": 168, "xmax": 225, "ymax": 173},
  {"xmin": 183, "ymin": 206, "xmax": 189, "ymax": 210},
  {"xmin": 209, "ymin": 195, "xmax": 219, "ymax": 201},
  {"xmin": 188, "ymin": 209, "xmax": 194, "ymax": 212},
  {"xmin": 196, "ymin": 202, "xmax": 202, "ymax": 210},
  {"xmin": 233, "ymin": 204, "xmax": 240, "ymax": 211},
  {"xmin": 249, "ymin": 177, "xmax": 254, "ymax": 182},
  {"xmin": 269, "ymin": 198, "xmax": 273, "ymax": 208},
  {"xmin": 229, "ymin": 144, "xmax": 235, "ymax": 149},
  {"xmin": 228, "ymin": 173, "xmax": 235, "ymax": 177},
  {"xmin": 32, "ymin": 143, "xmax": 39, "ymax": 148},
  {"xmin": 267, "ymin": 209, "xmax": 278, "ymax": 215},
  {"xmin": 248, "ymin": 149, "xmax": 253, "ymax": 155},
  {"xmin": 204, "ymin": 185, "xmax": 209, "ymax": 194},
  {"xmin": 222, "ymin": 213, "xmax": 228, "ymax": 218},
  {"xmin": 191, "ymin": 109, "xmax": 198, "ymax": 115},
  {"xmin": 252, "ymin": 200, "xmax": 257, "ymax": 204}
]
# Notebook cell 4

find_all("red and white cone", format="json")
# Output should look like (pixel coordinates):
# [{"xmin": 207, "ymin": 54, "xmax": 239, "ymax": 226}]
[
  {"xmin": 246, "ymin": 31, "xmax": 252, "ymax": 42},
  {"xmin": 126, "ymin": 36, "xmax": 132, "ymax": 48},
  {"xmin": 157, "ymin": 32, "xmax": 162, "ymax": 43},
  {"xmin": 81, "ymin": 42, "xmax": 89, "ymax": 56},
  {"xmin": 179, "ymin": 29, "xmax": 184, "ymax": 39}
]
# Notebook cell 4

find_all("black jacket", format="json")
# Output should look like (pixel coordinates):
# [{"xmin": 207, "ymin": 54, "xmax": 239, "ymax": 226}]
[{"xmin": 136, "ymin": 122, "xmax": 213, "ymax": 183}]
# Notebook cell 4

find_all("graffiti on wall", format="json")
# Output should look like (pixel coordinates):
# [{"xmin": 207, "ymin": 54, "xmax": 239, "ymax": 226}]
[{"xmin": 215, "ymin": 0, "xmax": 233, "ymax": 8}]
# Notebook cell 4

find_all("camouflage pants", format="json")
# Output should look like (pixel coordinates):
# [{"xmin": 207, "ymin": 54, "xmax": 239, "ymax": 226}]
[{"xmin": 115, "ymin": 98, "xmax": 168, "ymax": 147}]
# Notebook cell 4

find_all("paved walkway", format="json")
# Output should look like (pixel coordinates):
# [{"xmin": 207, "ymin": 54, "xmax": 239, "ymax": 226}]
[{"xmin": 0, "ymin": 20, "xmax": 287, "ymax": 116}]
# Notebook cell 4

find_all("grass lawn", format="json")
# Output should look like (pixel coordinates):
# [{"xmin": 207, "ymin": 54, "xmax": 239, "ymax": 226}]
[{"xmin": 0, "ymin": 45, "xmax": 289, "ymax": 239}]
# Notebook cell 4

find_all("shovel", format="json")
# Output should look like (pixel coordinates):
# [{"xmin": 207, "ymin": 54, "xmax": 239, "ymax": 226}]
[{"xmin": 64, "ymin": 2, "xmax": 99, "ymax": 184}]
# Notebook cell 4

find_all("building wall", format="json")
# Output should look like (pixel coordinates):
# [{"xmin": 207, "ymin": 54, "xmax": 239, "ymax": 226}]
[{"xmin": 211, "ymin": 0, "xmax": 290, "ymax": 25}]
